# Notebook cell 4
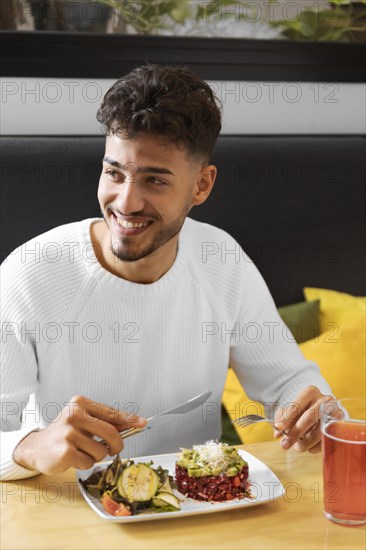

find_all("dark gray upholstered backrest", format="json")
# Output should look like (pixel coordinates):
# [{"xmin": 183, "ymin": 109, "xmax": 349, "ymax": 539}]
[{"xmin": 1, "ymin": 135, "xmax": 365, "ymax": 305}]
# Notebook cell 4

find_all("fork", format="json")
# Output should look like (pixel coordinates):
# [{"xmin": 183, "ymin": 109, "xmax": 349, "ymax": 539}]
[{"xmin": 232, "ymin": 414, "xmax": 289, "ymax": 436}]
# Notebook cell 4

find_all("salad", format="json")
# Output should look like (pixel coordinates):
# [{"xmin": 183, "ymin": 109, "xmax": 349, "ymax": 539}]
[
  {"xmin": 175, "ymin": 441, "xmax": 250, "ymax": 502},
  {"xmin": 80, "ymin": 454, "xmax": 180, "ymax": 517}
]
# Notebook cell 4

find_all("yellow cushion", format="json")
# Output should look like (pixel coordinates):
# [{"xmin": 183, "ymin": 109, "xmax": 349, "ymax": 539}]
[
  {"xmin": 222, "ymin": 369, "xmax": 274, "ymax": 444},
  {"xmin": 299, "ymin": 316, "xmax": 366, "ymax": 417},
  {"xmin": 223, "ymin": 315, "xmax": 366, "ymax": 443},
  {"xmin": 304, "ymin": 287, "xmax": 366, "ymax": 328}
]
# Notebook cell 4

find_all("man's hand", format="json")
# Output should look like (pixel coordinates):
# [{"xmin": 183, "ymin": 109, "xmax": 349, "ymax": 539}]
[
  {"xmin": 273, "ymin": 386, "xmax": 334, "ymax": 454},
  {"xmin": 13, "ymin": 395, "xmax": 147, "ymax": 475}
]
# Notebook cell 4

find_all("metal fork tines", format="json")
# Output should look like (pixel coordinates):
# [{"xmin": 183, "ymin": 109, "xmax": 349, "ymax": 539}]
[{"xmin": 233, "ymin": 414, "xmax": 288, "ymax": 436}]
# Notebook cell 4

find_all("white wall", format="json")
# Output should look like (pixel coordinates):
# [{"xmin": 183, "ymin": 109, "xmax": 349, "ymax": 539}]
[{"xmin": 1, "ymin": 78, "xmax": 365, "ymax": 135}]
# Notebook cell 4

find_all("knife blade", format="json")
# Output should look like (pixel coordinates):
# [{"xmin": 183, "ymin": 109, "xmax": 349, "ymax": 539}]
[{"xmin": 100, "ymin": 390, "xmax": 212, "ymax": 444}]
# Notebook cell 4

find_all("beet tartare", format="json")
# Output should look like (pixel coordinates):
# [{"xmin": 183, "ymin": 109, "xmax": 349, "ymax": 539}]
[{"xmin": 175, "ymin": 441, "xmax": 250, "ymax": 502}]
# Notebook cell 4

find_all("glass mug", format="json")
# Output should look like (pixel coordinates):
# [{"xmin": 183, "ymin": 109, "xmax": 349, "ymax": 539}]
[{"xmin": 320, "ymin": 398, "xmax": 366, "ymax": 526}]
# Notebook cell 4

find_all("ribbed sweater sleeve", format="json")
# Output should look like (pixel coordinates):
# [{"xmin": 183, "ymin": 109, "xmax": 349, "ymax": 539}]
[
  {"xmin": 0, "ymin": 222, "xmax": 86, "ymax": 479},
  {"xmin": 186, "ymin": 221, "xmax": 332, "ymax": 414}
]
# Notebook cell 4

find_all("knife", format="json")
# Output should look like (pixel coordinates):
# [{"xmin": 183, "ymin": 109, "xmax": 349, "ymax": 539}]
[{"xmin": 100, "ymin": 390, "xmax": 212, "ymax": 444}]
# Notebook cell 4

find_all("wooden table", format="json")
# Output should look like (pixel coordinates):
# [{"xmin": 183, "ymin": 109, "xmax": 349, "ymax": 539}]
[{"xmin": 1, "ymin": 441, "xmax": 365, "ymax": 550}]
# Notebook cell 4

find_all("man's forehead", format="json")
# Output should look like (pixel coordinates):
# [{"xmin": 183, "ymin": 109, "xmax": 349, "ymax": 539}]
[
  {"xmin": 106, "ymin": 132, "xmax": 176, "ymax": 150},
  {"xmin": 104, "ymin": 133, "xmax": 197, "ymax": 168}
]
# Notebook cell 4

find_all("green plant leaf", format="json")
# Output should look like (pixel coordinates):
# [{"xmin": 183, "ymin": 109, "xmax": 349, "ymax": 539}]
[{"xmin": 269, "ymin": 2, "xmax": 365, "ymax": 42}]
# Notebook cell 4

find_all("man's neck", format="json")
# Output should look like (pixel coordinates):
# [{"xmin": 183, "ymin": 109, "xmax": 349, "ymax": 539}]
[{"xmin": 90, "ymin": 220, "xmax": 178, "ymax": 284}]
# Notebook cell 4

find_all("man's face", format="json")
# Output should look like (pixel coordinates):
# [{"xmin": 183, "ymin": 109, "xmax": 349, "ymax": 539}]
[{"xmin": 98, "ymin": 133, "xmax": 204, "ymax": 262}]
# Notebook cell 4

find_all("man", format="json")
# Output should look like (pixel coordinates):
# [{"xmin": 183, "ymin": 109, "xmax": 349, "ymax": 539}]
[{"xmin": 1, "ymin": 65, "xmax": 332, "ymax": 481}]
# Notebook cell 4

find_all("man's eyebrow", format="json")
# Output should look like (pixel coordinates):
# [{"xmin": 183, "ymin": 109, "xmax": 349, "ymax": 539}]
[{"xmin": 103, "ymin": 157, "xmax": 175, "ymax": 175}]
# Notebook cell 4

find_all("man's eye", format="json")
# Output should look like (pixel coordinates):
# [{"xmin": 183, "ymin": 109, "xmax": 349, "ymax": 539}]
[
  {"xmin": 104, "ymin": 169, "xmax": 119, "ymax": 180},
  {"xmin": 147, "ymin": 177, "xmax": 165, "ymax": 186}
]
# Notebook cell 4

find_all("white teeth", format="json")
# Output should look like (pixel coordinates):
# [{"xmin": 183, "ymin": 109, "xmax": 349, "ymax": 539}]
[{"xmin": 117, "ymin": 218, "xmax": 148, "ymax": 229}]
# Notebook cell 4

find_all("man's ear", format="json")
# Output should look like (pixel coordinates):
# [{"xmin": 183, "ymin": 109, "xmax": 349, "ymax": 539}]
[{"xmin": 191, "ymin": 165, "xmax": 217, "ymax": 207}]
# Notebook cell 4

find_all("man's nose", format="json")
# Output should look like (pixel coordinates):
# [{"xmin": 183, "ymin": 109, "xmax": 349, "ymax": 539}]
[{"xmin": 115, "ymin": 179, "xmax": 144, "ymax": 215}]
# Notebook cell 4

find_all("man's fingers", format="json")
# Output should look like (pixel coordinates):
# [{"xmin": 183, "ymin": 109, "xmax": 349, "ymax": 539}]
[
  {"xmin": 74, "ymin": 432, "xmax": 112, "ymax": 463},
  {"xmin": 275, "ymin": 388, "xmax": 334, "ymax": 433},
  {"xmin": 274, "ymin": 403, "xmax": 302, "ymax": 433},
  {"xmin": 61, "ymin": 396, "xmax": 148, "ymax": 458},
  {"xmin": 70, "ymin": 395, "xmax": 146, "ymax": 427},
  {"xmin": 279, "ymin": 394, "xmax": 334, "ymax": 451},
  {"xmin": 14, "ymin": 396, "xmax": 146, "ymax": 475},
  {"xmin": 273, "ymin": 387, "xmax": 335, "ymax": 454},
  {"xmin": 97, "ymin": 404, "xmax": 146, "ymax": 428},
  {"xmin": 115, "ymin": 414, "xmax": 147, "ymax": 431},
  {"xmin": 284, "ymin": 402, "xmax": 321, "ymax": 443},
  {"xmin": 77, "ymin": 418, "xmax": 124, "ymax": 456},
  {"xmin": 308, "ymin": 442, "xmax": 321, "ymax": 454},
  {"xmin": 293, "ymin": 428, "xmax": 322, "ymax": 454},
  {"xmin": 71, "ymin": 449, "xmax": 98, "ymax": 471},
  {"xmin": 292, "ymin": 423, "xmax": 322, "ymax": 452},
  {"xmin": 291, "ymin": 395, "xmax": 334, "ymax": 441},
  {"xmin": 67, "ymin": 395, "xmax": 147, "ymax": 446},
  {"xmin": 275, "ymin": 386, "xmax": 320, "ymax": 432}
]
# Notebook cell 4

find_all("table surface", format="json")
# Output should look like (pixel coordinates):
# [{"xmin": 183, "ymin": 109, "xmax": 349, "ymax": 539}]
[{"xmin": 1, "ymin": 441, "xmax": 365, "ymax": 550}]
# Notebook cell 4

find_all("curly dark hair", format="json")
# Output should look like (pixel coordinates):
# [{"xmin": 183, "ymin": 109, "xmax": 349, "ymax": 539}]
[{"xmin": 96, "ymin": 64, "xmax": 222, "ymax": 162}]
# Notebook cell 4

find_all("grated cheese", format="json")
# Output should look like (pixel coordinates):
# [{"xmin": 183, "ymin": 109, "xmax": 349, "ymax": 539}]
[{"xmin": 192, "ymin": 441, "xmax": 231, "ymax": 470}]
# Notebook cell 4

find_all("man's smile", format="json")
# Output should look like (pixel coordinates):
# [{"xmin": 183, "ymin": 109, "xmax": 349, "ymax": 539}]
[{"xmin": 110, "ymin": 210, "xmax": 155, "ymax": 237}]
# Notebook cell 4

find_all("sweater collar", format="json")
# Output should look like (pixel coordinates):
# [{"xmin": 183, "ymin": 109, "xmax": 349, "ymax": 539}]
[{"xmin": 78, "ymin": 217, "xmax": 189, "ymax": 295}]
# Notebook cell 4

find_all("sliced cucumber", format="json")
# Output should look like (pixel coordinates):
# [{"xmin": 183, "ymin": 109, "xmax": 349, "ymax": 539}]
[
  {"xmin": 153, "ymin": 491, "xmax": 180, "ymax": 510},
  {"xmin": 158, "ymin": 473, "xmax": 168, "ymax": 490},
  {"xmin": 151, "ymin": 497, "xmax": 168, "ymax": 508},
  {"xmin": 158, "ymin": 476, "xmax": 174, "ymax": 494},
  {"xmin": 117, "ymin": 464, "xmax": 159, "ymax": 502}
]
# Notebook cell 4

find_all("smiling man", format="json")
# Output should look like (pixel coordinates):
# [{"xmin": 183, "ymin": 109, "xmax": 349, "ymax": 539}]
[
  {"xmin": 92, "ymin": 133, "xmax": 215, "ymax": 283},
  {"xmin": 1, "ymin": 65, "xmax": 333, "ymax": 481}
]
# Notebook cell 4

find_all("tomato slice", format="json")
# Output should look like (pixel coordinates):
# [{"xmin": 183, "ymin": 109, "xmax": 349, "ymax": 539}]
[
  {"xmin": 101, "ymin": 494, "xmax": 132, "ymax": 516},
  {"xmin": 233, "ymin": 476, "xmax": 241, "ymax": 487}
]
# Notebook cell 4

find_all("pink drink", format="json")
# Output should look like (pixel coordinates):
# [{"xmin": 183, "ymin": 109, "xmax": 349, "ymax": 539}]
[{"xmin": 322, "ymin": 420, "xmax": 366, "ymax": 525}]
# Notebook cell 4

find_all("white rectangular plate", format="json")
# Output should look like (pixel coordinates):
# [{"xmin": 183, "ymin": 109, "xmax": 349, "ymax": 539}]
[{"xmin": 77, "ymin": 450, "xmax": 284, "ymax": 523}]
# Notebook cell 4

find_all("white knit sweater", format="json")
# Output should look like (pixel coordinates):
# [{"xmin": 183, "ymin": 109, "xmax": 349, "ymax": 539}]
[{"xmin": 0, "ymin": 217, "xmax": 331, "ymax": 480}]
